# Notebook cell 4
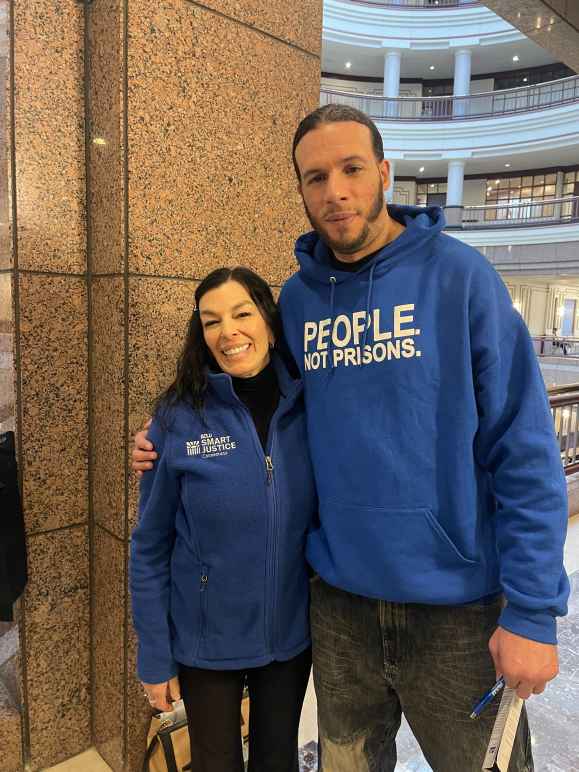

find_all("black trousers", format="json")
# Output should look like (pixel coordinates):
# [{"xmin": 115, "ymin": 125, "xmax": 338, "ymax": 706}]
[{"xmin": 179, "ymin": 647, "xmax": 312, "ymax": 772}]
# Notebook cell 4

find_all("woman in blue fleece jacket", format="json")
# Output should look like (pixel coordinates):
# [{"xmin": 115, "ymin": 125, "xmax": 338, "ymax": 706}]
[{"xmin": 130, "ymin": 267, "xmax": 317, "ymax": 772}]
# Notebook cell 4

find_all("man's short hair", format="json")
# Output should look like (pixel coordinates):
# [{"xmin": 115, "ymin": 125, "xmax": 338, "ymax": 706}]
[{"xmin": 292, "ymin": 104, "xmax": 385, "ymax": 181}]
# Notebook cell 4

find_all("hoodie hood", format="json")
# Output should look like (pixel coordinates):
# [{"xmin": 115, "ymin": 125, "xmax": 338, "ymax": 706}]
[{"xmin": 294, "ymin": 204, "xmax": 445, "ymax": 285}]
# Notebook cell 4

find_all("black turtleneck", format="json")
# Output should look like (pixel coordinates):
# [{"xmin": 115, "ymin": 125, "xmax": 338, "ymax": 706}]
[
  {"xmin": 328, "ymin": 246, "xmax": 383, "ymax": 274},
  {"xmin": 231, "ymin": 360, "xmax": 280, "ymax": 451}
]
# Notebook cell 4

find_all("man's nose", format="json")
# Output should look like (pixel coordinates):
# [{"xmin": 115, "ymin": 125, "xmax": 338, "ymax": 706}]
[{"xmin": 325, "ymin": 173, "xmax": 347, "ymax": 203}]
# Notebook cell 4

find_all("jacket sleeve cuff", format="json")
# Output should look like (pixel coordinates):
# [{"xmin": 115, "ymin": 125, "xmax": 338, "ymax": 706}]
[
  {"xmin": 498, "ymin": 603, "xmax": 558, "ymax": 645},
  {"xmin": 137, "ymin": 653, "xmax": 179, "ymax": 685}
]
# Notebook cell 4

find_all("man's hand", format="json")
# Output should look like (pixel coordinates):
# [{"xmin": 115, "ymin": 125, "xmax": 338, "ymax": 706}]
[
  {"xmin": 132, "ymin": 418, "xmax": 157, "ymax": 478},
  {"xmin": 142, "ymin": 675, "xmax": 181, "ymax": 712},
  {"xmin": 489, "ymin": 626, "xmax": 559, "ymax": 700}
]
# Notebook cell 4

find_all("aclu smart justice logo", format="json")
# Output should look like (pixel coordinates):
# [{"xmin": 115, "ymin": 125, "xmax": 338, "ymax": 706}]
[
  {"xmin": 186, "ymin": 432, "xmax": 237, "ymax": 458},
  {"xmin": 303, "ymin": 304, "xmax": 421, "ymax": 370}
]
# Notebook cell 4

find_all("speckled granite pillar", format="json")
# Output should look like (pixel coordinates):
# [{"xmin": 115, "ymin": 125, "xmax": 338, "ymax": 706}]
[
  {"xmin": 5, "ymin": 0, "xmax": 90, "ymax": 770},
  {"xmin": 86, "ymin": 1, "xmax": 321, "ymax": 770}
]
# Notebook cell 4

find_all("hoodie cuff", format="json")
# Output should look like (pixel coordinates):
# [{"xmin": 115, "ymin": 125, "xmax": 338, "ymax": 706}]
[{"xmin": 498, "ymin": 604, "xmax": 557, "ymax": 645}]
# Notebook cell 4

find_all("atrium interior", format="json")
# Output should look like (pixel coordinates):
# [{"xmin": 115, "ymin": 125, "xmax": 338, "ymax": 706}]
[{"xmin": 1, "ymin": 1, "xmax": 578, "ymax": 771}]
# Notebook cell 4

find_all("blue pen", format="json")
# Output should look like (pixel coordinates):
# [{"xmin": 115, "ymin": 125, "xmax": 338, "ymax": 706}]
[{"xmin": 469, "ymin": 675, "xmax": 506, "ymax": 720}]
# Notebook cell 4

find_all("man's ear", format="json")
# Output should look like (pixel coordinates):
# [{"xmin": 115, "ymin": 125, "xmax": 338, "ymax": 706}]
[{"xmin": 380, "ymin": 159, "xmax": 391, "ymax": 191}]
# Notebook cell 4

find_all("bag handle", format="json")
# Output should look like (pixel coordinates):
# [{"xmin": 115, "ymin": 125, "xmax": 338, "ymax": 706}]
[{"xmin": 141, "ymin": 733, "xmax": 158, "ymax": 772}]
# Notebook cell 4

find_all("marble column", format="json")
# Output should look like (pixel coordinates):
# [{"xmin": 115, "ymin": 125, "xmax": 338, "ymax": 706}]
[
  {"xmin": 453, "ymin": 48, "xmax": 472, "ymax": 118},
  {"xmin": 6, "ymin": 1, "xmax": 90, "ymax": 770},
  {"xmin": 4, "ymin": 0, "xmax": 322, "ymax": 770},
  {"xmin": 445, "ymin": 160, "xmax": 466, "ymax": 226},
  {"xmin": 383, "ymin": 50, "xmax": 402, "ymax": 117},
  {"xmin": 86, "ymin": 1, "xmax": 322, "ymax": 771}
]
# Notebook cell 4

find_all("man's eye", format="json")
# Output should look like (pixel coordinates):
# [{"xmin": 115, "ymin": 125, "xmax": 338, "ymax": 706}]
[
  {"xmin": 309, "ymin": 175, "xmax": 324, "ymax": 184},
  {"xmin": 345, "ymin": 166, "xmax": 361, "ymax": 174}
]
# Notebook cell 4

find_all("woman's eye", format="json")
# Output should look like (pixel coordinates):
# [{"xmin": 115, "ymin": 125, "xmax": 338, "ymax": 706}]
[
  {"xmin": 237, "ymin": 312, "xmax": 251, "ymax": 318},
  {"xmin": 204, "ymin": 320, "xmax": 217, "ymax": 328}
]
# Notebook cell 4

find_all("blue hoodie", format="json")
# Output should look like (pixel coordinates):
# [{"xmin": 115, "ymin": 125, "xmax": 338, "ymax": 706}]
[
  {"xmin": 279, "ymin": 204, "xmax": 569, "ymax": 645},
  {"xmin": 130, "ymin": 355, "xmax": 316, "ymax": 683}
]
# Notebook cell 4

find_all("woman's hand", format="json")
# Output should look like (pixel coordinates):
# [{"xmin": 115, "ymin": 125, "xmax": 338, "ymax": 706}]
[{"xmin": 142, "ymin": 675, "xmax": 181, "ymax": 712}]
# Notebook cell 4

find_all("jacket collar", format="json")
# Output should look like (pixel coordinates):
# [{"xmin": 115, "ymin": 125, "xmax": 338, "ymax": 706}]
[{"xmin": 206, "ymin": 351, "xmax": 302, "ymax": 409}]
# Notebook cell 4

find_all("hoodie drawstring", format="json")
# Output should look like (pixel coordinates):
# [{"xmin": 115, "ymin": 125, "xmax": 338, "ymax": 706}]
[
  {"xmin": 329, "ymin": 276, "xmax": 337, "ymax": 370},
  {"xmin": 361, "ymin": 263, "xmax": 377, "ymax": 357}
]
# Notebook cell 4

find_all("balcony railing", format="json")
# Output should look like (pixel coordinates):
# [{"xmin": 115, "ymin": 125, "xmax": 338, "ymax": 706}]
[
  {"xmin": 345, "ymin": 0, "xmax": 481, "ymax": 6},
  {"xmin": 549, "ymin": 385, "xmax": 579, "ymax": 475},
  {"xmin": 320, "ymin": 76, "xmax": 579, "ymax": 121},
  {"xmin": 460, "ymin": 197, "xmax": 579, "ymax": 229}
]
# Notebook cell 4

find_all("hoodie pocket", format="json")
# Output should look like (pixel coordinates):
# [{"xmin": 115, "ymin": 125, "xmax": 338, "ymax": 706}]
[{"xmin": 314, "ymin": 503, "xmax": 480, "ymax": 603}]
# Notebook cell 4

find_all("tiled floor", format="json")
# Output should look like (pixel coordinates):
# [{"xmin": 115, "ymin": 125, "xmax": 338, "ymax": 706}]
[
  {"xmin": 46, "ymin": 516, "xmax": 579, "ymax": 772},
  {"xmin": 42, "ymin": 748, "xmax": 112, "ymax": 772}
]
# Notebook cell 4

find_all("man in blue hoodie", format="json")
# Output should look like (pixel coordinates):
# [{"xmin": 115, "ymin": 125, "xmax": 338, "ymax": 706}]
[
  {"xmin": 277, "ymin": 104, "xmax": 569, "ymax": 771},
  {"xmin": 133, "ymin": 105, "xmax": 569, "ymax": 770}
]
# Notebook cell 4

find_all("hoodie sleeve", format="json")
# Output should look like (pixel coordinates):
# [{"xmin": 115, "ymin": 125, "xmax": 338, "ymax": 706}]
[
  {"xmin": 470, "ymin": 263, "xmax": 569, "ymax": 645},
  {"xmin": 129, "ymin": 416, "xmax": 179, "ymax": 683}
]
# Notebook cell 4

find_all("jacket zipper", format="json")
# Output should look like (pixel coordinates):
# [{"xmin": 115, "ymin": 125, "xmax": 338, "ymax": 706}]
[
  {"xmin": 199, "ymin": 566, "xmax": 208, "ymax": 642},
  {"xmin": 238, "ymin": 407, "xmax": 281, "ymax": 656},
  {"xmin": 264, "ymin": 445, "xmax": 278, "ymax": 653}
]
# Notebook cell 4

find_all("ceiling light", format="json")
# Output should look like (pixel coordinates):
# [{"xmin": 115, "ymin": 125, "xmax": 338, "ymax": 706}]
[
  {"xmin": 536, "ymin": 16, "xmax": 542, "ymax": 29},
  {"xmin": 430, "ymin": 184, "xmax": 435, "ymax": 188},
  {"xmin": 345, "ymin": 61, "xmax": 352, "ymax": 69},
  {"xmin": 523, "ymin": 77, "xmax": 528, "ymax": 82},
  {"xmin": 495, "ymin": 179, "xmax": 500, "ymax": 184},
  {"xmin": 504, "ymin": 163, "xmax": 511, "ymax": 168},
  {"xmin": 92, "ymin": 137, "xmax": 106, "ymax": 146},
  {"xmin": 429, "ymin": 66, "xmax": 435, "ymax": 71},
  {"xmin": 547, "ymin": 25, "xmax": 552, "ymax": 32},
  {"xmin": 550, "ymin": 17, "xmax": 555, "ymax": 24},
  {"xmin": 419, "ymin": 166, "xmax": 425, "ymax": 173},
  {"xmin": 512, "ymin": 55, "xmax": 520, "ymax": 63},
  {"xmin": 487, "ymin": 187, "xmax": 492, "ymax": 192}
]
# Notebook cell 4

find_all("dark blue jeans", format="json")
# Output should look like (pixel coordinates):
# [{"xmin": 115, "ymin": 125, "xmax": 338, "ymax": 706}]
[{"xmin": 310, "ymin": 577, "xmax": 534, "ymax": 772}]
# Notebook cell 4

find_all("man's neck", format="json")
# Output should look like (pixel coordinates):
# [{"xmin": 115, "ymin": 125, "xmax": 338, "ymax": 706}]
[{"xmin": 333, "ymin": 213, "xmax": 405, "ymax": 265}]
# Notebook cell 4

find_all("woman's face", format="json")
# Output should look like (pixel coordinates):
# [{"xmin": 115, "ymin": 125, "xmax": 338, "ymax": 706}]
[{"xmin": 198, "ymin": 280, "xmax": 274, "ymax": 378}]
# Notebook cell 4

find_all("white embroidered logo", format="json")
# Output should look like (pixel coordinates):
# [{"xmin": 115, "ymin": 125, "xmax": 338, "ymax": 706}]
[{"xmin": 186, "ymin": 433, "xmax": 237, "ymax": 459}]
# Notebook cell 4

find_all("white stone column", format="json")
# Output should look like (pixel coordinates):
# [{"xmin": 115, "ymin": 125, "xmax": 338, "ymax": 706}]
[
  {"xmin": 555, "ymin": 169, "xmax": 564, "ymax": 220},
  {"xmin": 445, "ymin": 159, "xmax": 466, "ymax": 226},
  {"xmin": 453, "ymin": 48, "xmax": 472, "ymax": 117},
  {"xmin": 383, "ymin": 50, "xmax": 402, "ymax": 118}
]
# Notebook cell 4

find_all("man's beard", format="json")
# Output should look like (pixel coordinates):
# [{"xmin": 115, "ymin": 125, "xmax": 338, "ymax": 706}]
[{"xmin": 303, "ymin": 179, "xmax": 385, "ymax": 255}]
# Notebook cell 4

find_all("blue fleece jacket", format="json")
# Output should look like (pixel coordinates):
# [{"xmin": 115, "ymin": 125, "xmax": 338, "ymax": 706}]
[
  {"xmin": 279, "ymin": 204, "xmax": 569, "ymax": 645},
  {"xmin": 130, "ymin": 355, "xmax": 316, "ymax": 683}
]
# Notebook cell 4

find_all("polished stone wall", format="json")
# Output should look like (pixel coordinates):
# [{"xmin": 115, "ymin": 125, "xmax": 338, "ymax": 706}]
[
  {"xmin": 4, "ymin": 0, "xmax": 321, "ymax": 769},
  {"xmin": 6, "ymin": 0, "xmax": 90, "ymax": 769},
  {"xmin": 86, "ymin": 1, "xmax": 321, "ymax": 771}
]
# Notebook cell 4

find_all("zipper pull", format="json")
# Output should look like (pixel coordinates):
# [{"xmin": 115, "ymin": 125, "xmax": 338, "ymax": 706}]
[{"xmin": 265, "ymin": 456, "xmax": 274, "ymax": 484}]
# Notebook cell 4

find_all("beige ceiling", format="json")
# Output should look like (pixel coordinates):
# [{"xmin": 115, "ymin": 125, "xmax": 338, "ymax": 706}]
[{"xmin": 481, "ymin": 1, "xmax": 579, "ymax": 73}]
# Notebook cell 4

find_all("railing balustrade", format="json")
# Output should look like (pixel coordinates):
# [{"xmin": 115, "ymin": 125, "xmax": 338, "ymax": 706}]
[
  {"xmin": 536, "ymin": 338, "xmax": 579, "ymax": 358},
  {"xmin": 549, "ymin": 389, "xmax": 579, "ymax": 475},
  {"xmin": 345, "ymin": 0, "xmax": 481, "ymax": 7},
  {"xmin": 460, "ymin": 197, "xmax": 579, "ymax": 228},
  {"xmin": 320, "ymin": 75, "xmax": 579, "ymax": 120}
]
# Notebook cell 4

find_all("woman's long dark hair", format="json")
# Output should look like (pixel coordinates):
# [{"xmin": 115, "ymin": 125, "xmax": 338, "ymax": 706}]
[{"xmin": 153, "ymin": 267, "xmax": 282, "ymax": 418}]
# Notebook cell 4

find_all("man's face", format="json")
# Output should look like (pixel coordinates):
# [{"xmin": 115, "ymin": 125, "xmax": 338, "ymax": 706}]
[{"xmin": 295, "ymin": 121, "xmax": 390, "ymax": 262}]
